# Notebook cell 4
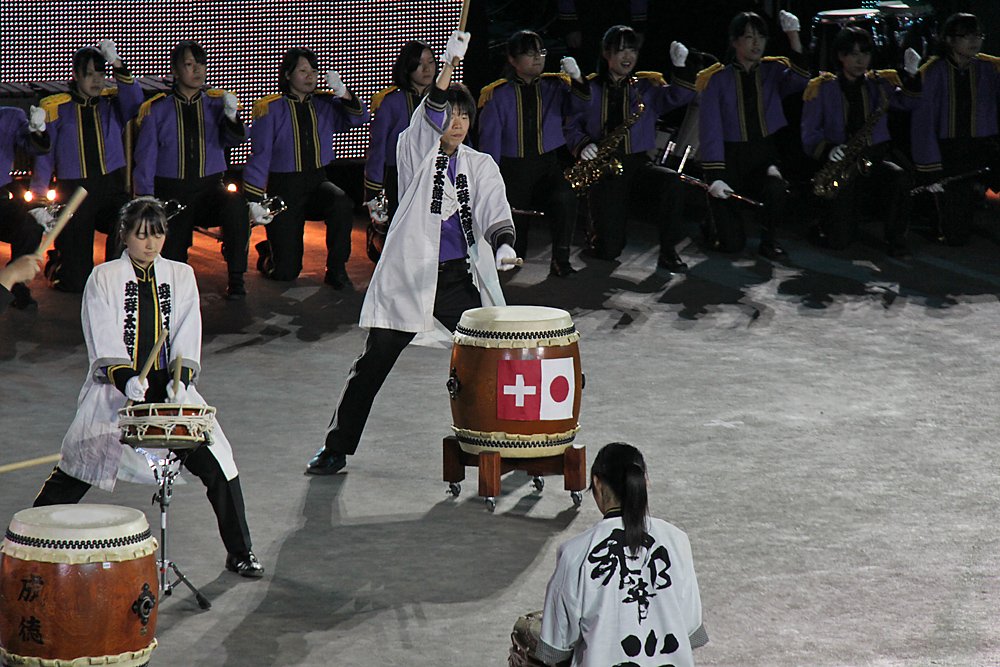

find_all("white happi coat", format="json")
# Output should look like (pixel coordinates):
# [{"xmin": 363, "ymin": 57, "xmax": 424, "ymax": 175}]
[
  {"xmin": 58, "ymin": 253, "xmax": 238, "ymax": 491},
  {"xmin": 360, "ymin": 96, "xmax": 513, "ymax": 333}
]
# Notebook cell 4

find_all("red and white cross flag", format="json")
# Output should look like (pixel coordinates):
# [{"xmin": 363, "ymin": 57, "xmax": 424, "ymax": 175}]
[{"xmin": 496, "ymin": 358, "xmax": 575, "ymax": 421}]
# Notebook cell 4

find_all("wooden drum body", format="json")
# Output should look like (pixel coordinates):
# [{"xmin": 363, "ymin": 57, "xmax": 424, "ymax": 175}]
[
  {"xmin": 0, "ymin": 504, "xmax": 158, "ymax": 667},
  {"xmin": 448, "ymin": 306, "xmax": 582, "ymax": 459},
  {"xmin": 118, "ymin": 403, "xmax": 216, "ymax": 448}
]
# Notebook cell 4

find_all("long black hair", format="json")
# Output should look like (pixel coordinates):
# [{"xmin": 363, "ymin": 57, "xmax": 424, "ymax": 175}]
[
  {"xmin": 279, "ymin": 47, "xmax": 319, "ymax": 94},
  {"xmin": 118, "ymin": 197, "xmax": 168, "ymax": 244},
  {"xmin": 597, "ymin": 25, "xmax": 641, "ymax": 78},
  {"xmin": 591, "ymin": 442, "xmax": 649, "ymax": 557},
  {"xmin": 391, "ymin": 40, "xmax": 436, "ymax": 90}
]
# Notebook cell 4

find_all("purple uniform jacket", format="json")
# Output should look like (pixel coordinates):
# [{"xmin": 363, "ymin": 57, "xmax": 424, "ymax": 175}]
[
  {"xmin": 364, "ymin": 85, "xmax": 422, "ymax": 193},
  {"xmin": 801, "ymin": 70, "xmax": 921, "ymax": 160},
  {"xmin": 133, "ymin": 88, "xmax": 247, "ymax": 195},
  {"xmin": 478, "ymin": 73, "xmax": 590, "ymax": 163},
  {"xmin": 31, "ymin": 67, "xmax": 143, "ymax": 193},
  {"xmin": 911, "ymin": 54, "xmax": 1000, "ymax": 172},
  {"xmin": 1, "ymin": 107, "xmax": 50, "ymax": 188},
  {"xmin": 697, "ymin": 56, "xmax": 810, "ymax": 176},
  {"xmin": 243, "ymin": 91, "xmax": 369, "ymax": 199},
  {"xmin": 567, "ymin": 71, "xmax": 696, "ymax": 155}
]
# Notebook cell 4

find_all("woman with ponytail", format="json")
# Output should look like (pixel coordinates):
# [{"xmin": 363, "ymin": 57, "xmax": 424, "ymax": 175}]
[{"xmin": 535, "ymin": 442, "xmax": 707, "ymax": 666}]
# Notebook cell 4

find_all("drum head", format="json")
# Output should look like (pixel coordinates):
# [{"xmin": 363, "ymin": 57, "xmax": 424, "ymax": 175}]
[
  {"xmin": 817, "ymin": 9, "xmax": 879, "ymax": 20},
  {"xmin": 458, "ymin": 305, "xmax": 574, "ymax": 332}
]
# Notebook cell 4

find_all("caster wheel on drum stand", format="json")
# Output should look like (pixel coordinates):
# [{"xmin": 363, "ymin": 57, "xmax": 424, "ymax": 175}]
[
  {"xmin": 485, "ymin": 497, "xmax": 497, "ymax": 512},
  {"xmin": 531, "ymin": 476, "xmax": 544, "ymax": 493},
  {"xmin": 571, "ymin": 491, "xmax": 583, "ymax": 507},
  {"xmin": 447, "ymin": 482, "xmax": 462, "ymax": 497}
]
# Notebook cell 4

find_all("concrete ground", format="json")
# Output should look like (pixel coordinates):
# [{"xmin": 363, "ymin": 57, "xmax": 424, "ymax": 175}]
[{"xmin": 2, "ymin": 209, "xmax": 1000, "ymax": 667}]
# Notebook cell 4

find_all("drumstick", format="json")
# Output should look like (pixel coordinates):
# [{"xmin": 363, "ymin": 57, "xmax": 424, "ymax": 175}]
[
  {"xmin": 458, "ymin": 0, "xmax": 471, "ymax": 31},
  {"xmin": 500, "ymin": 257, "xmax": 524, "ymax": 266},
  {"xmin": 33, "ymin": 187, "xmax": 88, "ymax": 259},
  {"xmin": 125, "ymin": 329, "xmax": 168, "ymax": 408},
  {"xmin": 171, "ymin": 356, "xmax": 183, "ymax": 398}
]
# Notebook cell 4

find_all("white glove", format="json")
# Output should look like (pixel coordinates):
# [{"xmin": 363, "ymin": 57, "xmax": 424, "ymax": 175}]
[
  {"xmin": 495, "ymin": 243, "xmax": 518, "ymax": 271},
  {"xmin": 165, "ymin": 381, "xmax": 188, "ymax": 404},
  {"xmin": 28, "ymin": 106, "xmax": 45, "ymax": 133},
  {"xmin": 222, "ymin": 92, "xmax": 239, "ymax": 121},
  {"xmin": 99, "ymin": 39, "xmax": 120, "ymax": 64},
  {"xmin": 766, "ymin": 165, "xmax": 783, "ymax": 179},
  {"xmin": 443, "ymin": 30, "xmax": 471, "ymax": 64},
  {"xmin": 927, "ymin": 182, "xmax": 945, "ymax": 194},
  {"xmin": 708, "ymin": 180, "xmax": 732, "ymax": 199},
  {"xmin": 580, "ymin": 143, "xmax": 598, "ymax": 161},
  {"xmin": 779, "ymin": 10, "xmax": 800, "ymax": 33},
  {"xmin": 365, "ymin": 197, "xmax": 388, "ymax": 224},
  {"xmin": 829, "ymin": 145, "xmax": 846, "ymax": 162},
  {"xmin": 669, "ymin": 41, "xmax": 689, "ymax": 68},
  {"xmin": 325, "ymin": 70, "xmax": 348, "ymax": 98},
  {"xmin": 28, "ymin": 207, "xmax": 56, "ymax": 231},
  {"xmin": 248, "ymin": 202, "xmax": 273, "ymax": 226},
  {"xmin": 125, "ymin": 376, "xmax": 149, "ymax": 402},
  {"xmin": 903, "ymin": 47, "xmax": 921, "ymax": 76},
  {"xmin": 560, "ymin": 56, "xmax": 582, "ymax": 82}
]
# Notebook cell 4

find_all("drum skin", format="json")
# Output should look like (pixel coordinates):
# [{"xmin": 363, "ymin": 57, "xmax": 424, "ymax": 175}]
[
  {"xmin": 118, "ymin": 402, "xmax": 216, "ymax": 448},
  {"xmin": 0, "ymin": 505, "xmax": 158, "ymax": 667}
]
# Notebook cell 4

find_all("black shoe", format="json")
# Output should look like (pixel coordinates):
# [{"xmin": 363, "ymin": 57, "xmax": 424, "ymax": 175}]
[
  {"xmin": 549, "ymin": 259, "xmax": 577, "ymax": 277},
  {"xmin": 324, "ymin": 266, "xmax": 351, "ymax": 290},
  {"xmin": 657, "ymin": 249, "xmax": 688, "ymax": 273},
  {"xmin": 886, "ymin": 240, "xmax": 912, "ymax": 259},
  {"xmin": 306, "ymin": 448, "xmax": 347, "ymax": 475},
  {"xmin": 225, "ymin": 550, "xmax": 264, "ymax": 578},
  {"xmin": 758, "ymin": 238, "xmax": 788, "ymax": 261},
  {"xmin": 10, "ymin": 283, "xmax": 37, "ymax": 310},
  {"xmin": 254, "ymin": 241, "xmax": 270, "ymax": 273}
]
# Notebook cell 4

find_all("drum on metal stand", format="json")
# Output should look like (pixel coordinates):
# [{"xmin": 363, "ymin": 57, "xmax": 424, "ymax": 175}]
[
  {"xmin": 0, "ymin": 504, "xmax": 159, "ymax": 666},
  {"xmin": 810, "ymin": 8, "xmax": 889, "ymax": 71}
]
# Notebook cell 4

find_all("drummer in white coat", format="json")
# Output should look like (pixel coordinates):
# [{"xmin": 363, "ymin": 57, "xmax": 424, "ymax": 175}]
[
  {"xmin": 307, "ymin": 29, "xmax": 518, "ymax": 475},
  {"xmin": 33, "ymin": 198, "xmax": 263, "ymax": 578}
]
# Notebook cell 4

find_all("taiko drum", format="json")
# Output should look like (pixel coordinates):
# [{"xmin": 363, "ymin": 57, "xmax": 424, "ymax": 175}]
[
  {"xmin": 448, "ymin": 306, "xmax": 582, "ymax": 458},
  {"xmin": 0, "ymin": 504, "xmax": 159, "ymax": 667}
]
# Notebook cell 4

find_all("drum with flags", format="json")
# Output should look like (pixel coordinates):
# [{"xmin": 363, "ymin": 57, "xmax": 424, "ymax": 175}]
[{"xmin": 447, "ymin": 306, "xmax": 582, "ymax": 458}]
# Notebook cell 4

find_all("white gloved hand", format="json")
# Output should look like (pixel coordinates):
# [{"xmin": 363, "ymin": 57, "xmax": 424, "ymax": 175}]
[
  {"xmin": 165, "ymin": 381, "xmax": 188, "ymax": 404},
  {"xmin": 28, "ymin": 106, "xmax": 46, "ymax": 133},
  {"xmin": 99, "ymin": 39, "xmax": 120, "ymax": 64},
  {"xmin": 669, "ymin": 41, "xmax": 689, "ymax": 68},
  {"xmin": 766, "ymin": 165, "xmax": 783, "ymax": 179},
  {"xmin": 779, "ymin": 10, "xmax": 800, "ymax": 33},
  {"xmin": 829, "ymin": 145, "xmax": 846, "ymax": 162},
  {"xmin": 443, "ymin": 30, "xmax": 471, "ymax": 64},
  {"xmin": 580, "ymin": 143, "xmax": 598, "ymax": 161},
  {"xmin": 560, "ymin": 56, "xmax": 582, "ymax": 82},
  {"xmin": 222, "ymin": 92, "xmax": 239, "ymax": 121},
  {"xmin": 125, "ymin": 376, "xmax": 149, "ymax": 402},
  {"xmin": 903, "ymin": 47, "xmax": 921, "ymax": 76},
  {"xmin": 365, "ymin": 196, "xmax": 388, "ymax": 224},
  {"xmin": 708, "ymin": 180, "xmax": 732, "ymax": 199},
  {"xmin": 495, "ymin": 243, "xmax": 518, "ymax": 271},
  {"xmin": 28, "ymin": 207, "xmax": 56, "ymax": 231},
  {"xmin": 927, "ymin": 182, "xmax": 945, "ymax": 194},
  {"xmin": 248, "ymin": 202, "xmax": 274, "ymax": 226},
  {"xmin": 325, "ymin": 70, "xmax": 348, "ymax": 98}
]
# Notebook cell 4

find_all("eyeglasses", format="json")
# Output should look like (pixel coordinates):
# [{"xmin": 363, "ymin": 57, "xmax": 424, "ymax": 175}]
[
  {"xmin": 523, "ymin": 50, "xmax": 548, "ymax": 59},
  {"xmin": 954, "ymin": 32, "xmax": 985, "ymax": 40}
]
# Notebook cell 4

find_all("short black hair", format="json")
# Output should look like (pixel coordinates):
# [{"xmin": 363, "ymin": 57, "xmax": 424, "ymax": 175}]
[
  {"xmin": 118, "ymin": 197, "xmax": 168, "ymax": 244},
  {"xmin": 170, "ymin": 40, "xmax": 208, "ymax": 72},
  {"xmin": 729, "ymin": 12, "xmax": 770, "ymax": 43},
  {"xmin": 507, "ymin": 30, "xmax": 544, "ymax": 59},
  {"xmin": 833, "ymin": 26, "xmax": 874, "ymax": 57},
  {"xmin": 72, "ymin": 47, "xmax": 106, "ymax": 79},
  {"xmin": 446, "ymin": 83, "xmax": 477, "ymax": 126},
  {"xmin": 940, "ymin": 12, "xmax": 981, "ymax": 50},
  {"xmin": 391, "ymin": 40, "xmax": 435, "ymax": 90},
  {"xmin": 279, "ymin": 47, "xmax": 320, "ymax": 94}
]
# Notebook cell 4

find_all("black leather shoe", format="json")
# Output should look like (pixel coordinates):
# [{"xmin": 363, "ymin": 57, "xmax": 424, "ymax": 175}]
[
  {"xmin": 306, "ymin": 448, "xmax": 347, "ymax": 475},
  {"xmin": 549, "ymin": 259, "xmax": 577, "ymax": 277},
  {"xmin": 226, "ymin": 275, "xmax": 247, "ymax": 300},
  {"xmin": 10, "ymin": 283, "xmax": 37, "ymax": 310},
  {"xmin": 225, "ymin": 550, "xmax": 264, "ymax": 578},
  {"xmin": 657, "ymin": 249, "xmax": 688, "ymax": 273},
  {"xmin": 254, "ymin": 241, "xmax": 270, "ymax": 273},
  {"xmin": 758, "ymin": 238, "xmax": 788, "ymax": 261},
  {"xmin": 324, "ymin": 266, "xmax": 351, "ymax": 290},
  {"xmin": 886, "ymin": 238, "xmax": 911, "ymax": 259}
]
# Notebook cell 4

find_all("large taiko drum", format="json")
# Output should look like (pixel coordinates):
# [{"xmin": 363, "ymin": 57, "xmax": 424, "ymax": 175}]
[
  {"xmin": 448, "ymin": 306, "xmax": 582, "ymax": 459},
  {"xmin": 0, "ymin": 504, "xmax": 159, "ymax": 667}
]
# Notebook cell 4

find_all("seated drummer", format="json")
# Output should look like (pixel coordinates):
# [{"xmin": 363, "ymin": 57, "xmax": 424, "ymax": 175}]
[
  {"xmin": 306, "ymin": 29, "xmax": 517, "ymax": 476},
  {"xmin": 33, "ymin": 198, "xmax": 264, "ymax": 578}
]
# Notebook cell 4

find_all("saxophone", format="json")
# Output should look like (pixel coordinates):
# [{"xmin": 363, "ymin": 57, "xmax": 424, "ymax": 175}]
[
  {"xmin": 811, "ymin": 92, "xmax": 889, "ymax": 199},
  {"xmin": 564, "ymin": 93, "xmax": 646, "ymax": 195}
]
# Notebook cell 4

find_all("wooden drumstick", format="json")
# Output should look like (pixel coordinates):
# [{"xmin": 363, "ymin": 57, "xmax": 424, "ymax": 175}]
[
  {"xmin": 171, "ymin": 356, "xmax": 184, "ymax": 398},
  {"xmin": 500, "ymin": 257, "xmax": 524, "ymax": 267},
  {"xmin": 33, "ymin": 187, "xmax": 88, "ymax": 259},
  {"xmin": 124, "ymin": 329, "xmax": 168, "ymax": 408},
  {"xmin": 458, "ymin": 0, "xmax": 471, "ymax": 31}
]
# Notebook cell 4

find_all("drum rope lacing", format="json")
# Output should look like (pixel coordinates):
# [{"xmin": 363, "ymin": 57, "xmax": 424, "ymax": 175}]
[
  {"xmin": 4, "ymin": 527, "xmax": 153, "ymax": 551},
  {"xmin": 454, "ymin": 325, "xmax": 577, "ymax": 341},
  {"xmin": 457, "ymin": 433, "xmax": 578, "ymax": 448}
]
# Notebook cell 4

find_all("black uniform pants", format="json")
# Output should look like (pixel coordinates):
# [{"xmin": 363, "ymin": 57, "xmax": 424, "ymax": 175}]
[
  {"xmin": 33, "ymin": 448, "xmax": 253, "ymax": 558},
  {"xmin": 155, "ymin": 174, "xmax": 250, "ymax": 274},
  {"xmin": 261, "ymin": 168, "xmax": 353, "ymax": 280},
  {"xmin": 934, "ymin": 136, "xmax": 1000, "ymax": 246},
  {"xmin": 324, "ymin": 260, "xmax": 481, "ymax": 455},
  {"xmin": 50, "ymin": 170, "xmax": 129, "ymax": 292},
  {"xmin": 706, "ymin": 139, "xmax": 788, "ymax": 253},
  {"xmin": 0, "ymin": 185, "xmax": 43, "ymax": 261},
  {"xmin": 499, "ymin": 152, "xmax": 577, "ymax": 263},
  {"xmin": 588, "ymin": 152, "xmax": 684, "ymax": 260}
]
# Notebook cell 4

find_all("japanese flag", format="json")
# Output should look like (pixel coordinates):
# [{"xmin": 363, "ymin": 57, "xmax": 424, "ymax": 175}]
[{"xmin": 497, "ymin": 358, "xmax": 575, "ymax": 421}]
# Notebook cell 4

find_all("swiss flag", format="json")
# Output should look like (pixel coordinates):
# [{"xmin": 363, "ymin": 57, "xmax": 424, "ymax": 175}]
[{"xmin": 497, "ymin": 358, "xmax": 575, "ymax": 421}]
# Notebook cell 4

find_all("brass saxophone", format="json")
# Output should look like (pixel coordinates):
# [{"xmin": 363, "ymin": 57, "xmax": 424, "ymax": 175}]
[
  {"xmin": 564, "ymin": 95, "xmax": 646, "ymax": 195},
  {"xmin": 812, "ymin": 92, "xmax": 889, "ymax": 199}
]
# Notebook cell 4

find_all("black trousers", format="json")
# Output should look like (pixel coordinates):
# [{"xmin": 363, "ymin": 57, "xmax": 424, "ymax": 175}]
[
  {"xmin": 588, "ymin": 152, "xmax": 684, "ymax": 260},
  {"xmin": 324, "ymin": 261, "xmax": 481, "ymax": 455},
  {"xmin": 261, "ymin": 168, "xmax": 353, "ymax": 280},
  {"xmin": 933, "ymin": 136, "xmax": 1000, "ymax": 246},
  {"xmin": 33, "ymin": 448, "xmax": 253, "ymax": 557},
  {"xmin": 706, "ymin": 139, "xmax": 788, "ymax": 253},
  {"xmin": 499, "ymin": 152, "xmax": 577, "ymax": 263},
  {"xmin": 155, "ymin": 175, "xmax": 250, "ymax": 274},
  {"xmin": 0, "ymin": 185, "xmax": 44, "ymax": 261},
  {"xmin": 50, "ymin": 170, "xmax": 129, "ymax": 292}
]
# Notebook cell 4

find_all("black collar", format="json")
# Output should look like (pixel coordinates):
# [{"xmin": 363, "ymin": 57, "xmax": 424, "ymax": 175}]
[{"xmin": 130, "ymin": 258, "xmax": 156, "ymax": 282}]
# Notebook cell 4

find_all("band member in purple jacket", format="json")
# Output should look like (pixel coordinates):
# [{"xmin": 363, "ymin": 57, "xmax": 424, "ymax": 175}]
[
  {"xmin": 569, "ymin": 25, "xmax": 696, "ymax": 272},
  {"xmin": 478, "ymin": 30, "xmax": 590, "ymax": 276},
  {"xmin": 31, "ymin": 40, "xmax": 143, "ymax": 292},
  {"xmin": 244, "ymin": 48, "xmax": 369, "ymax": 287},
  {"xmin": 802, "ymin": 28, "xmax": 922, "ymax": 256},
  {"xmin": 1, "ymin": 104, "xmax": 49, "ymax": 308},
  {"xmin": 134, "ymin": 41, "xmax": 250, "ymax": 298},
  {"xmin": 697, "ymin": 11, "xmax": 808, "ymax": 259},
  {"xmin": 911, "ymin": 13, "xmax": 1000, "ymax": 246}
]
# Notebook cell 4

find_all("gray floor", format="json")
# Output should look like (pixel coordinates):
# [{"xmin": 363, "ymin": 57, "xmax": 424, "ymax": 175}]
[{"xmin": 2, "ymin": 212, "xmax": 1000, "ymax": 666}]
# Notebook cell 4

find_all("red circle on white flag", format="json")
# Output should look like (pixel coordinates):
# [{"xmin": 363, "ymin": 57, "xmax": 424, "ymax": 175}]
[{"xmin": 549, "ymin": 376, "xmax": 570, "ymax": 403}]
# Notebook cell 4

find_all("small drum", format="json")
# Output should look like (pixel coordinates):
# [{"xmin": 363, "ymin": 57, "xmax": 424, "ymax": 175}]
[
  {"xmin": 0, "ymin": 504, "xmax": 158, "ymax": 666},
  {"xmin": 449, "ymin": 306, "xmax": 582, "ymax": 459},
  {"xmin": 118, "ymin": 403, "xmax": 216, "ymax": 448},
  {"xmin": 810, "ymin": 9, "xmax": 888, "ymax": 72}
]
